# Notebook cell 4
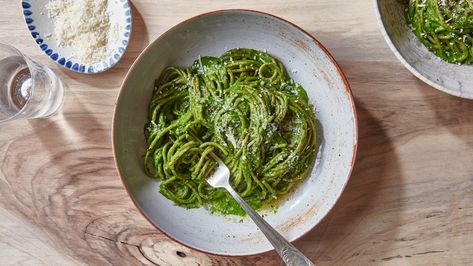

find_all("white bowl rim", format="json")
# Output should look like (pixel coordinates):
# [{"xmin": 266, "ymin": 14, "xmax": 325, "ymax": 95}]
[
  {"xmin": 373, "ymin": 0, "xmax": 473, "ymax": 99},
  {"xmin": 112, "ymin": 9, "xmax": 359, "ymax": 257}
]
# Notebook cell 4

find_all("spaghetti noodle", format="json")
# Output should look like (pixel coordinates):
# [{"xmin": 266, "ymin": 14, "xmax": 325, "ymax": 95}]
[
  {"xmin": 407, "ymin": 0, "xmax": 473, "ymax": 64},
  {"xmin": 144, "ymin": 49, "xmax": 317, "ymax": 215}
]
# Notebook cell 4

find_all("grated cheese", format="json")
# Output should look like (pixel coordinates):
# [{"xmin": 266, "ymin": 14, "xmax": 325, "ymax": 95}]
[{"xmin": 46, "ymin": 0, "xmax": 117, "ymax": 64}]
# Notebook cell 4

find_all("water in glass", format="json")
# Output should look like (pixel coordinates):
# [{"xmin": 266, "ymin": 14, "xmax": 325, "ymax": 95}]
[{"xmin": 0, "ymin": 44, "xmax": 63, "ymax": 123}]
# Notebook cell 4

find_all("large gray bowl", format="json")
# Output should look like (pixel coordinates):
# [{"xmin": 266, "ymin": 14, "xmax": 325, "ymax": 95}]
[
  {"xmin": 374, "ymin": 0, "xmax": 473, "ymax": 99},
  {"xmin": 113, "ymin": 10, "xmax": 357, "ymax": 256}
]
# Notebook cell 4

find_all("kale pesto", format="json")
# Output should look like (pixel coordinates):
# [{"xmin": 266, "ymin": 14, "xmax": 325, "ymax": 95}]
[
  {"xmin": 144, "ymin": 49, "xmax": 317, "ymax": 216},
  {"xmin": 407, "ymin": 0, "xmax": 473, "ymax": 64}
]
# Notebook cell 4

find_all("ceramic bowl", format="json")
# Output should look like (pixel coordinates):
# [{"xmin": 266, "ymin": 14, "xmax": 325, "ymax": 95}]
[
  {"xmin": 374, "ymin": 0, "xmax": 473, "ymax": 99},
  {"xmin": 21, "ymin": 0, "xmax": 131, "ymax": 74},
  {"xmin": 113, "ymin": 10, "xmax": 358, "ymax": 256}
]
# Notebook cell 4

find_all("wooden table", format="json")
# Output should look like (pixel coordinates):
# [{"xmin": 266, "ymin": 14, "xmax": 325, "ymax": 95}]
[{"xmin": 1, "ymin": 0, "xmax": 473, "ymax": 265}]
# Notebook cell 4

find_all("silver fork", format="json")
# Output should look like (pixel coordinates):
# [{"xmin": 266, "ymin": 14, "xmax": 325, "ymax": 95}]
[{"xmin": 207, "ymin": 155, "xmax": 315, "ymax": 266}]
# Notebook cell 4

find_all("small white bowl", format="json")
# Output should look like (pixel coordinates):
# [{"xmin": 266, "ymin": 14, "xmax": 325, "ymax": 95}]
[
  {"xmin": 113, "ymin": 10, "xmax": 358, "ymax": 256},
  {"xmin": 374, "ymin": 0, "xmax": 473, "ymax": 99},
  {"xmin": 21, "ymin": 0, "xmax": 131, "ymax": 74}
]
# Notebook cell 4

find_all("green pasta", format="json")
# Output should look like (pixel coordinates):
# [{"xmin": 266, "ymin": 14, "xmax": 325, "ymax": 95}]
[
  {"xmin": 406, "ymin": 0, "xmax": 473, "ymax": 64},
  {"xmin": 144, "ymin": 48, "xmax": 317, "ymax": 216}
]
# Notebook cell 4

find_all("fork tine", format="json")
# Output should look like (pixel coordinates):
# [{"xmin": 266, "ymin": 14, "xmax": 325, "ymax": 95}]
[{"xmin": 206, "ymin": 153, "xmax": 230, "ymax": 188}]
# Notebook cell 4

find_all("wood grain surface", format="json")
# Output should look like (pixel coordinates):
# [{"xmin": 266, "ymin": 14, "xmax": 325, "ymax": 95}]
[{"xmin": 1, "ymin": 0, "xmax": 473, "ymax": 265}]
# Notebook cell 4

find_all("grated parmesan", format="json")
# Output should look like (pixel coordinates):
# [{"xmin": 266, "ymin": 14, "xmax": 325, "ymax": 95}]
[{"xmin": 46, "ymin": 0, "xmax": 118, "ymax": 64}]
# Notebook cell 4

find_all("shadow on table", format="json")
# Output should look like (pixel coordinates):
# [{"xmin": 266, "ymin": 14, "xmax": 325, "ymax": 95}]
[
  {"xmin": 417, "ymin": 79, "xmax": 473, "ymax": 148},
  {"xmin": 27, "ymin": 86, "xmax": 109, "ymax": 155},
  {"xmin": 57, "ymin": 1, "xmax": 150, "ymax": 89},
  {"xmin": 287, "ymin": 100, "xmax": 404, "ymax": 265}
]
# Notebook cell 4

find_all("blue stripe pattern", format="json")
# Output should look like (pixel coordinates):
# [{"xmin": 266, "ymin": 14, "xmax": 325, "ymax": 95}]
[{"xmin": 21, "ymin": 0, "xmax": 132, "ymax": 74}]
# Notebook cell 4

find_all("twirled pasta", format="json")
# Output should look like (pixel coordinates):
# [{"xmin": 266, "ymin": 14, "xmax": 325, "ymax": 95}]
[
  {"xmin": 144, "ymin": 49, "xmax": 317, "ymax": 215},
  {"xmin": 407, "ymin": 0, "xmax": 473, "ymax": 64}
]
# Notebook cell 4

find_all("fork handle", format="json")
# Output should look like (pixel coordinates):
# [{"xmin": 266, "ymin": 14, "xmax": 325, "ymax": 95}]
[{"xmin": 225, "ymin": 185, "xmax": 315, "ymax": 266}]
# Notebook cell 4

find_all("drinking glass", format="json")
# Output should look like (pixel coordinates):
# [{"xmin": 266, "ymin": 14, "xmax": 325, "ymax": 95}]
[{"xmin": 0, "ymin": 43, "xmax": 64, "ymax": 123}]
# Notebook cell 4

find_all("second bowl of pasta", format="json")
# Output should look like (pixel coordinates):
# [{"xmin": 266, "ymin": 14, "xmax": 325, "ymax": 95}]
[{"xmin": 374, "ymin": 0, "xmax": 473, "ymax": 99}]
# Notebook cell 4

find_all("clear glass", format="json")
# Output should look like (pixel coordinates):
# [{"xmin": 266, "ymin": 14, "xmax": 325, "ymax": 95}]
[{"xmin": 0, "ymin": 43, "xmax": 64, "ymax": 123}]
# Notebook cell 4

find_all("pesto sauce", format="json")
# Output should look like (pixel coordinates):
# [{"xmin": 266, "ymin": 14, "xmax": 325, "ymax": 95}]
[
  {"xmin": 406, "ymin": 0, "xmax": 473, "ymax": 64},
  {"xmin": 144, "ymin": 48, "xmax": 317, "ymax": 216}
]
